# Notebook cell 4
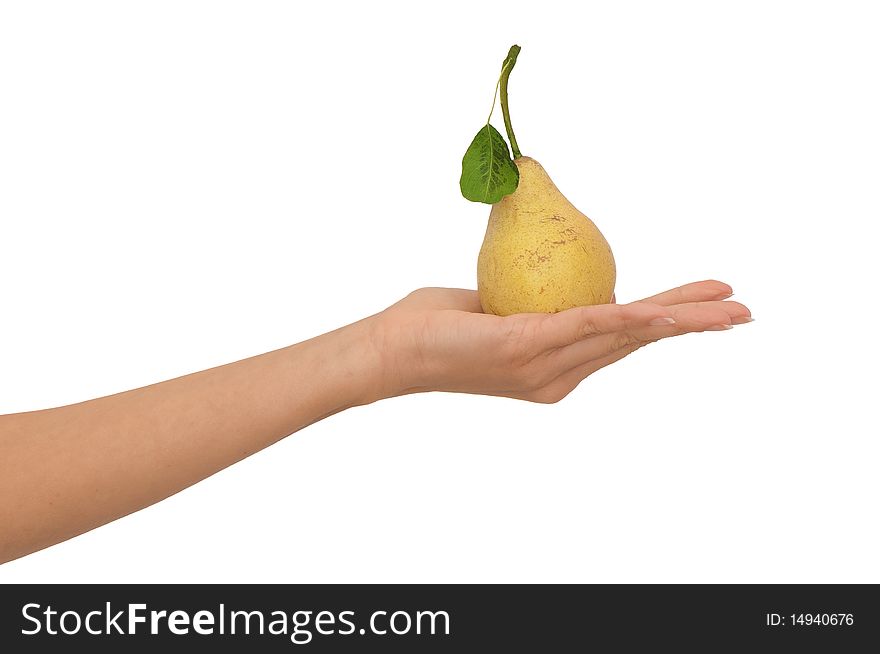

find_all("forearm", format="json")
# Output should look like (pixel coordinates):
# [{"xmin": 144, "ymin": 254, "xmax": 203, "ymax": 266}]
[{"xmin": 0, "ymin": 317, "xmax": 384, "ymax": 564}]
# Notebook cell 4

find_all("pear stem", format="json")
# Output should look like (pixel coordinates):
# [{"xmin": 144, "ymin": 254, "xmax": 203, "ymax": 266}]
[{"xmin": 499, "ymin": 45, "xmax": 522, "ymax": 159}]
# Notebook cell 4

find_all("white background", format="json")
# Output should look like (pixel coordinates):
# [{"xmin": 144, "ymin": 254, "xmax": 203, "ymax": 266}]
[{"xmin": 1, "ymin": 1, "xmax": 878, "ymax": 583}]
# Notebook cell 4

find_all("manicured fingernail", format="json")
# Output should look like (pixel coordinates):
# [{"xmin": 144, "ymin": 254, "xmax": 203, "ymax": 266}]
[
  {"xmin": 649, "ymin": 317, "xmax": 676, "ymax": 326},
  {"xmin": 715, "ymin": 290, "xmax": 734, "ymax": 300},
  {"xmin": 731, "ymin": 316, "xmax": 754, "ymax": 325},
  {"xmin": 708, "ymin": 324, "xmax": 733, "ymax": 331}
]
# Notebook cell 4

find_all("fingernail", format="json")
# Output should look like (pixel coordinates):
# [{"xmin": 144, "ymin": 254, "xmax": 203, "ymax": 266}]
[
  {"xmin": 708, "ymin": 324, "xmax": 733, "ymax": 331},
  {"xmin": 649, "ymin": 317, "xmax": 676, "ymax": 326},
  {"xmin": 731, "ymin": 316, "xmax": 754, "ymax": 325},
  {"xmin": 715, "ymin": 290, "xmax": 734, "ymax": 300}
]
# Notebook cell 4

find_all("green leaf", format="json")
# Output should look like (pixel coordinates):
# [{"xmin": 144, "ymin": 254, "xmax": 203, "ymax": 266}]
[{"xmin": 459, "ymin": 124, "xmax": 519, "ymax": 204}]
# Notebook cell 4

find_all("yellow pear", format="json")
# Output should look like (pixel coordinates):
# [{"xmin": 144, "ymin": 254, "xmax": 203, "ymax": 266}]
[{"xmin": 477, "ymin": 156, "xmax": 616, "ymax": 315}]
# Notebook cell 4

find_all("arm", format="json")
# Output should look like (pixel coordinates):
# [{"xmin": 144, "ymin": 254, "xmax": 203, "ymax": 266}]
[
  {"xmin": 0, "ymin": 280, "xmax": 750, "ymax": 563},
  {"xmin": 0, "ymin": 318, "xmax": 382, "ymax": 564}
]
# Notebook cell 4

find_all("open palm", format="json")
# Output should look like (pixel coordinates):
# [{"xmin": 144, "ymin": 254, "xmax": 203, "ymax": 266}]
[{"xmin": 375, "ymin": 280, "xmax": 751, "ymax": 403}]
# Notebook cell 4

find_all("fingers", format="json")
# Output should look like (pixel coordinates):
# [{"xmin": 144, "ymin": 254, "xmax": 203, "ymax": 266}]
[
  {"xmin": 551, "ymin": 300, "xmax": 751, "ymax": 371},
  {"xmin": 541, "ymin": 302, "xmax": 676, "ymax": 349},
  {"xmin": 602, "ymin": 300, "xmax": 751, "ymax": 352},
  {"xmin": 649, "ymin": 300, "xmax": 751, "ymax": 335},
  {"xmin": 638, "ymin": 280, "xmax": 733, "ymax": 306},
  {"xmin": 534, "ymin": 299, "xmax": 752, "ymax": 402},
  {"xmin": 538, "ymin": 279, "xmax": 734, "ymax": 349}
]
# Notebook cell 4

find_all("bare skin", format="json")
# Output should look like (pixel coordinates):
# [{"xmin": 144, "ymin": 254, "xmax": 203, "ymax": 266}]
[{"xmin": 0, "ymin": 280, "xmax": 750, "ymax": 564}]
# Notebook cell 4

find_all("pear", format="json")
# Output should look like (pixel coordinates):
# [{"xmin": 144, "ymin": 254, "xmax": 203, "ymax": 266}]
[{"xmin": 477, "ymin": 156, "xmax": 616, "ymax": 316}]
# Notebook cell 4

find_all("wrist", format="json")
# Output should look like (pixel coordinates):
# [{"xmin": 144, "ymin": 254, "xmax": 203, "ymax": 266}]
[
  {"xmin": 324, "ymin": 317, "xmax": 392, "ymax": 408},
  {"xmin": 365, "ymin": 310, "xmax": 436, "ymax": 401}
]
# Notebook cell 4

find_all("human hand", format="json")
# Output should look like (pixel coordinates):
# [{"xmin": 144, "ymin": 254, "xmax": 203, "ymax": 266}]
[
  {"xmin": 371, "ymin": 281, "xmax": 751, "ymax": 403},
  {"xmin": 0, "ymin": 279, "xmax": 749, "ymax": 563}
]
